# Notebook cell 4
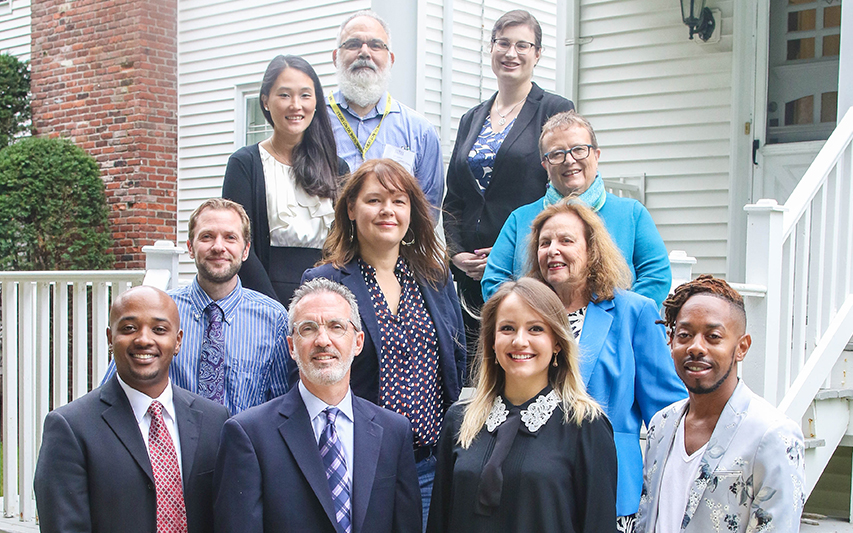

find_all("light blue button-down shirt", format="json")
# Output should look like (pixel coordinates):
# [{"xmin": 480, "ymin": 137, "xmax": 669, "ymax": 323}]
[
  {"xmin": 327, "ymin": 90, "xmax": 444, "ymax": 211},
  {"xmin": 103, "ymin": 277, "xmax": 291, "ymax": 414}
]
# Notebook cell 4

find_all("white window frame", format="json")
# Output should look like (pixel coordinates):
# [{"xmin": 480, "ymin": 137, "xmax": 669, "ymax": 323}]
[{"xmin": 234, "ymin": 83, "xmax": 272, "ymax": 149}]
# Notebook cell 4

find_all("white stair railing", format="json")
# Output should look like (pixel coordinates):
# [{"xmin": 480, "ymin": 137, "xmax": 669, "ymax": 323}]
[{"xmin": 742, "ymin": 107, "xmax": 853, "ymax": 495}]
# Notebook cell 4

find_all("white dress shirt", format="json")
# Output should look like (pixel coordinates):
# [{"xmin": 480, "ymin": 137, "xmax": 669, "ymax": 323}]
[
  {"xmin": 298, "ymin": 381, "xmax": 355, "ymax": 485},
  {"xmin": 117, "ymin": 376, "xmax": 183, "ymax": 477}
]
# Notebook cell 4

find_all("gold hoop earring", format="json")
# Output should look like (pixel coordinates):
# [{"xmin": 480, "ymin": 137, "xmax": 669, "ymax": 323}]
[{"xmin": 401, "ymin": 228, "xmax": 415, "ymax": 246}]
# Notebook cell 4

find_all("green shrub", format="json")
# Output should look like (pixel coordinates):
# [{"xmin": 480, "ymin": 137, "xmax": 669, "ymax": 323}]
[
  {"xmin": 0, "ymin": 53, "xmax": 32, "ymax": 148},
  {"xmin": 0, "ymin": 137, "xmax": 114, "ymax": 270}
]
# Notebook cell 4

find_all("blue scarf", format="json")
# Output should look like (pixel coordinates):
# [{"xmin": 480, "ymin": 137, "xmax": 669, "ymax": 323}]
[{"xmin": 543, "ymin": 172, "xmax": 606, "ymax": 211}]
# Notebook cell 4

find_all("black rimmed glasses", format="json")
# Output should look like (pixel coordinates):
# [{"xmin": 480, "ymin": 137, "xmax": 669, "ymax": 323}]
[
  {"xmin": 339, "ymin": 38, "xmax": 389, "ymax": 52},
  {"xmin": 491, "ymin": 38, "xmax": 538, "ymax": 55},
  {"xmin": 542, "ymin": 145, "xmax": 596, "ymax": 165},
  {"xmin": 292, "ymin": 319, "xmax": 357, "ymax": 340}
]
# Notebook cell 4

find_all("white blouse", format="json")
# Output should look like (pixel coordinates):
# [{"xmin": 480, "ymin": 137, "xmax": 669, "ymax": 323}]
[{"xmin": 260, "ymin": 145, "xmax": 335, "ymax": 249}]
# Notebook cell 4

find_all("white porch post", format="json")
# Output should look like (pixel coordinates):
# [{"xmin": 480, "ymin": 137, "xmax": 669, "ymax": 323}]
[
  {"xmin": 742, "ymin": 199, "xmax": 787, "ymax": 405},
  {"xmin": 142, "ymin": 241, "xmax": 184, "ymax": 291},
  {"xmin": 839, "ymin": 0, "xmax": 853, "ymax": 120}
]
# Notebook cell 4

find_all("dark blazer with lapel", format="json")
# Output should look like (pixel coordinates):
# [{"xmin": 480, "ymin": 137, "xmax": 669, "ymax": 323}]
[
  {"xmin": 222, "ymin": 143, "xmax": 350, "ymax": 301},
  {"xmin": 33, "ymin": 376, "xmax": 230, "ymax": 533},
  {"xmin": 301, "ymin": 262, "xmax": 466, "ymax": 409},
  {"xmin": 442, "ymin": 82, "xmax": 574, "ymax": 255},
  {"xmin": 213, "ymin": 387, "xmax": 421, "ymax": 533}
]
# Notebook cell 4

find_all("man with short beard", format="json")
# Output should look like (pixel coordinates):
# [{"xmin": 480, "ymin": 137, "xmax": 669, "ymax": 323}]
[
  {"xmin": 328, "ymin": 10, "xmax": 444, "ymax": 213},
  {"xmin": 103, "ymin": 198, "xmax": 291, "ymax": 414},
  {"xmin": 636, "ymin": 275, "xmax": 805, "ymax": 533},
  {"xmin": 214, "ymin": 278, "xmax": 422, "ymax": 533}
]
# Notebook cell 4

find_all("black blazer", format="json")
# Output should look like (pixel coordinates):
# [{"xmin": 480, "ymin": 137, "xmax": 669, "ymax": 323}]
[
  {"xmin": 213, "ymin": 387, "xmax": 422, "ymax": 533},
  {"xmin": 302, "ymin": 262, "xmax": 466, "ymax": 409},
  {"xmin": 442, "ymin": 82, "xmax": 574, "ymax": 254},
  {"xmin": 34, "ymin": 377, "xmax": 230, "ymax": 533},
  {"xmin": 222, "ymin": 144, "xmax": 349, "ymax": 300}
]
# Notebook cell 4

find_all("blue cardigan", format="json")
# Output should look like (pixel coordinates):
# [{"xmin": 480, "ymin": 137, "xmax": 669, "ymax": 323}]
[
  {"xmin": 301, "ymin": 262, "xmax": 467, "ymax": 410},
  {"xmin": 577, "ymin": 291, "xmax": 687, "ymax": 516},
  {"xmin": 481, "ymin": 193, "xmax": 672, "ymax": 307}
]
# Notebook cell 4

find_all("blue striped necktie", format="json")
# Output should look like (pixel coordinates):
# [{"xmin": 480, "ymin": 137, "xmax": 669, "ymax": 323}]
[
  {"xmin": 198, "ymin": 303, "xmax": 225, "ymax": 403},
  {"xmin": 319, "ymin": 407, "xmax": 352, "ymax": 533}
]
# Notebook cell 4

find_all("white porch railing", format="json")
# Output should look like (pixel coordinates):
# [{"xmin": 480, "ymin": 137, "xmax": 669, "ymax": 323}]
[
  {"xmin": 742, "ymin": 107, "xmax": 853, "ymax": 496},
  {"xmin": 0, "ymin": 240, "xmax": 183, "ymax": 522}
]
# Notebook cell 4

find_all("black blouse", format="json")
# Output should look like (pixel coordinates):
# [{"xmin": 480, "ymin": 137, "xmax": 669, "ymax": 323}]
[{"xmin": 427, "ymin": 390, "xmax": 618, "ymax": 533}]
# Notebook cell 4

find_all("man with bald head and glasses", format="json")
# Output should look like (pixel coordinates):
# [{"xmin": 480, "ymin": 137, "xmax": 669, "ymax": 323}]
[
  {"xmin": 327, "ymin": 10, "xmax": 444, "ymax": 213},
  {"xmin": 214, "ymin": 278, "xmax": 421, "ymax": 533},
  {"xmin": 482, "ymin": 110, "xmax": 672, "ymax": 308}
]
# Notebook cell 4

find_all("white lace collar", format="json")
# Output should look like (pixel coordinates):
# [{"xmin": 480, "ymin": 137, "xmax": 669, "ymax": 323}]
[{"xmin": 486, "ymin": 389, "xmax": 560, "ymax": 433}]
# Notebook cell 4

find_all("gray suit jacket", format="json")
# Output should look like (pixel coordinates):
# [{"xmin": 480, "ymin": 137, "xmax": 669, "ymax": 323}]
[
  {"xmin": 637, "ymin": 380, "xmax": 806, "ymax": 532},
  {"xmin": 34, "ymin": 376, "xmax": 230, "ymax": 533}
]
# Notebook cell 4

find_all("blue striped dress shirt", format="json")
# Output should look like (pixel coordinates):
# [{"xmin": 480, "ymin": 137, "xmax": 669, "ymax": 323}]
[{"xmin": 103, "ymin": 277, "xmax": 292, "ymax": 414}]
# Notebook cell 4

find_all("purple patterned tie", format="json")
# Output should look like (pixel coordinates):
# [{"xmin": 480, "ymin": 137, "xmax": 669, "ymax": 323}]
[
  {"xmin": 197, "ymin": 303, "xmax": 225, "ymax": 403},
  {"xmin": 319, "ymin": 408, "xmax": 352, "ymax": 533}
]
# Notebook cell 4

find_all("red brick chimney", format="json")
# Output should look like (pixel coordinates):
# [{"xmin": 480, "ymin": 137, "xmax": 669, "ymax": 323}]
[{"xmin": 30, "ymin": 0, "xmax": 178, "ymax": 269}]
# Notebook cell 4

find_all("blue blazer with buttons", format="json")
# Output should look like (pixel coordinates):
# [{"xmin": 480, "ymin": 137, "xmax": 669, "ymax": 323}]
[{"xmin": 578, "ymin": 290, "xmax": 687, "ymax": 517}]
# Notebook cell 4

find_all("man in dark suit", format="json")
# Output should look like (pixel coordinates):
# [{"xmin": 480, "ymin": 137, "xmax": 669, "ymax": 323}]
[
  {"xmin": 34, "ymin": 285, "xmax": 230, "ymax": 533},
  {"xmin": 214, "ymin": 278, "xmax": 421, "ymax": 533}
]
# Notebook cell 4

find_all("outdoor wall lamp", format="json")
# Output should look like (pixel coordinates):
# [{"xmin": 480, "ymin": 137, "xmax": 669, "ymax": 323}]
[{"xmin": 680, "ymin": 0, "xmax": 716, "ymax": 41}]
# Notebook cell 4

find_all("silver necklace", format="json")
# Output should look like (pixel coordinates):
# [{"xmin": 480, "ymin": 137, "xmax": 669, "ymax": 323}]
[{"xmin": 495, "ymin": 97, "xmax": 525, "ymax": 126}]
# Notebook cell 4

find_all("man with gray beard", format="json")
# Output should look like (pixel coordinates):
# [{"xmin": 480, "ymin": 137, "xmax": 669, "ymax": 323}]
[
  {"xmin": 328, "ymin": 10, "xmax": 444, "ymax": 213},
  {"xmin": 214, "ymin": 278, "xmax": 422, "ymax": 533}
]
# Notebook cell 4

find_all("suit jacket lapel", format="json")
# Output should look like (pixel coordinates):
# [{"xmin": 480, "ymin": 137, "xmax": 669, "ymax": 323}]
[
  {"xmin": 339, "ymin": 262, "xmax": 382, "ymax": 365},
  {"xmin": 173, "ymin": 385, "xmax": 201, "ymax": 486},
  {"xmin": 100, "ymin": 377, "xmax": 155, "ymax": 483},
  {"xmin": 350, "ymin": 397, "xmax": 383, "ymax": 533},
  {"xmin": 645, "ymin": 402, "xmax": 688, "ymax": 528},
  {"xmin": 578, "ymin": 299, "xmax": 615, "ymax": 387},
  {"xmin": 495, "ymin": 83, "xmax": 541, "ymax": 162},
  {"xmin": 683, "ymin": 382, "xmax": 751, "ymax": 527},
  {"xmin": 278, "ymin": 391, "xmax": 339, "ymax": 529}
]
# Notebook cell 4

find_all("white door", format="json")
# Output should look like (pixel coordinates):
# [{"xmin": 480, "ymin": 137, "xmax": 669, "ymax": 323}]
[{"xmin": 755, "ymin": 0, "xmax": 841, "ymax": 203}]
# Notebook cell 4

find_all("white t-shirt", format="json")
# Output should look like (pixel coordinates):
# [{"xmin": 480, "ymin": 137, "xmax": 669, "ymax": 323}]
[
  {"xmin": 260, "ymin": 144, "xmax": 334, "ymax": 248},
  {"xmin": 655, "ymin": 415, "xmax": 707, "ymax": 533}
]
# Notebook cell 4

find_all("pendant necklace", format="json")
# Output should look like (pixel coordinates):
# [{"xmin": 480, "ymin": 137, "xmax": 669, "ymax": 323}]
[{"xmin": 495, "ymin": 97, "xmax": 525, "ymax": 126}]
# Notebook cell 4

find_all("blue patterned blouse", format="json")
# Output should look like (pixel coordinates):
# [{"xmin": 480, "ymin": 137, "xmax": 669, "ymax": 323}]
[{"xmin": 467, "ymin": 115, "xmax": 516, "ymax": 193}]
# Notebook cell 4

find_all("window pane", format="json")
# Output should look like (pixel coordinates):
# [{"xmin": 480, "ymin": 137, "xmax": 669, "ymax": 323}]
[
  {"xmin": 246, "ymin": 96, "xmax": 272, "ymax": 146},
  {"xmin": 787, "ymin": 37, "xmax": 815, "ymax": 60},
  {"xmin": 821, "ymin": 92, "xmax": 838, "ymax": 123},
  {"xmin": 788, "ymin": 9, "xmax": 816, "ymax": 31},
  {"xmin": 785, "ymin": 95, "xmax": 814, "ymax": 125},
  {"xmin": 788, "ymin": 0, "xmax": 814, "ymax": 4},
  {"xmin": 824, "ymin": 5, "xmax": 841, "ymax": 28},
  {"xmin": 823, "ymin": 34, "xmax": 840, "ymax": 56}
]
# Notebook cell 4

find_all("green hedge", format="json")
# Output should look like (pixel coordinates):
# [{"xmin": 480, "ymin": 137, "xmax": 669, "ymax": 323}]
[
  {"xmin": 0, "ymin": 53, "xmax": 32, "ymax": 148},
  {"xmin": 0, "ymin": 137, "xmax": 114, "ymax": 270}
]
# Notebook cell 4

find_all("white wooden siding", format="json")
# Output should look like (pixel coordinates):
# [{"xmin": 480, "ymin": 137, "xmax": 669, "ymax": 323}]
[
  {"xmin": 0, "ymin": 0, "xmax": 31, "ymax": 60},
  {"xmin": 176, "ymin": 0, "xmax": 370, "ymax": 279},
  {"xmin": 577, "ymin": 0, "xmax": 734, "ymax": 276}
]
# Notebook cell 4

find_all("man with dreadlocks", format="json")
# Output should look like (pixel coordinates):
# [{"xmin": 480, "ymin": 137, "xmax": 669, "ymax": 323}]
[{"xmin": 636, "ymin": 275, "xmax": 805, "ymax": 533}]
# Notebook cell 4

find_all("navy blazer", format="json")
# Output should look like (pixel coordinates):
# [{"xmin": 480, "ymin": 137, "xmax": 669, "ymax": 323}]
[
  {"xmin": 34, "ymin": 376, "xmax": 230, "ymax": 533},
  {"xmin": 442, "ymin": 82, "xmax": 574, "ymax": 255},
  {"xmin": 302, "ymin": 262, "xmax": 466, "ymax": 409},
  {"xmin": 213, "ymin": 387, "xmax": 422, "ymax": 533}
]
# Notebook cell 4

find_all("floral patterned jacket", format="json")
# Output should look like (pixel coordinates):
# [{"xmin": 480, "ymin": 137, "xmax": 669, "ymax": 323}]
[{"xmin": 636, "ymin": 380, "xmax": 805, "ymax": 533}]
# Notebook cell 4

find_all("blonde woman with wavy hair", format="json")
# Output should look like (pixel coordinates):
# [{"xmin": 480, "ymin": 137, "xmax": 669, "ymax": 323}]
[
  {"xmin": 427, "ymin": 278, "xmax": 618, "ymax": 533},
  {"xmin": 522, "ymin": 199, "xmax": 687, "ymax": 531}
]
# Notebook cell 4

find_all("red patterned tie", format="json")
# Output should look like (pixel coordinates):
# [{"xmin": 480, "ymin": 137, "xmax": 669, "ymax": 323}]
[{"xmin": 147, "ymin": 400, "xmax": 188, "ymax": 533}]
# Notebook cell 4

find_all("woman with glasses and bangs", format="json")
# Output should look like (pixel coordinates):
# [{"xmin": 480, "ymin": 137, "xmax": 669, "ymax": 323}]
[
  {"xmin": 302, "ymin": 158, "xmax": 467, "ymax": 523},
  {"xmin": 442, "ymin": 9, "xmax": 574, "ymax": 363},
  {"xmin": 481, "ymin": 110, "xmax": 672, "ymax": 310}
]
